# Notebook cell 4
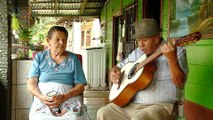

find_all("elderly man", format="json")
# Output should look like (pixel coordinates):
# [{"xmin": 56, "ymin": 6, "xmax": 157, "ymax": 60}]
[{"xmin": 97, "ymin": 18, "xmax": 188, "ymax": 120}]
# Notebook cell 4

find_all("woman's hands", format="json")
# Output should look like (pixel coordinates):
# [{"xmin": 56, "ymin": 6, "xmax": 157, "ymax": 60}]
[
  {"xmin": 54, "ymin": 109, "xmax": 67, "ymax": 116},
  {"xmin": 41, "ymin": 94, "xmax": 66, "ymax": 109},
  {"xmin": 41, "ymin": 84, "xmax": 84, "ymax": 113},
  {"xmin": 40, "ymin": 94, "xmax": 67, "ymax": 116}
]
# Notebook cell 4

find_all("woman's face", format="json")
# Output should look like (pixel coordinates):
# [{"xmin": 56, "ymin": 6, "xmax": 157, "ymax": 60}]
[
  {"xmin": 137, "ymin": 35, "xmax": 160, "ymax": 55},
  {"xmin": 47, "ymin": 30, "xmax": 67, "ymax": 55}
]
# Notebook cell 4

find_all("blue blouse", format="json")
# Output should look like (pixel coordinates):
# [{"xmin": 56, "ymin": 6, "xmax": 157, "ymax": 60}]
[{"xmin": 28, "ymin": 50, "xmax": 87, "ymax": 86}]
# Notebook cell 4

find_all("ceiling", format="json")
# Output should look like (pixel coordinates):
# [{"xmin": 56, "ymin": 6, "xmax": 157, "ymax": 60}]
[{"xmin": 29, "ymin": 0, "xmax": 107, "ymax": 18}]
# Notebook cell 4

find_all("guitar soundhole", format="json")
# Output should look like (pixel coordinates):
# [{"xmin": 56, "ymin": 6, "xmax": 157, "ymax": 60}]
[{"xmin": 128, "ymin": 63, "xmax": 138, "ymax": 79}]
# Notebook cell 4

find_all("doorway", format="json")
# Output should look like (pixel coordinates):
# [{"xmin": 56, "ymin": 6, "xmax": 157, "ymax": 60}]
[
  {"xmin": 142, "ymin": 0, "xmax": 162, "ymax": 26},
  {"xmin": 112, "ymin": 0, "xmax": 138, "ymax": 67}
]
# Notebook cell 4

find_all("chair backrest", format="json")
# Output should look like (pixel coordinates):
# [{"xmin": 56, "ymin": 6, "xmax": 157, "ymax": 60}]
[
  {"xmin": 75, "ymin": 54, "xmax": 84, "ymax": 103},
  {"xmin": 76, "ymin": 54, "xmax": 82, "ymax": 65}
]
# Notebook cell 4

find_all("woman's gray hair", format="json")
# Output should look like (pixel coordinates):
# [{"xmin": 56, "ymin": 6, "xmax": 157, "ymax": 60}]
[{"xmin": 47, "ymin": 26, "xmax": 68, "ymax": 39}]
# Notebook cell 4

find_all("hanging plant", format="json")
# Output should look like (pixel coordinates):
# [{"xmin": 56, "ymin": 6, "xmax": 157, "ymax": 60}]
[
  {"xmin": 19, "ymin": 27, "xmax": 32, "ymax": 45},
  {"xmin": 11, "ymin": 13, "xmax": 20, "ymax": 39},
  {"xmin": 11, "ymin": 13, "xmax": 20, "ymax": 30},
  {"xmin": 11, "ymin": 13, "xmax": 33, "ymax": 59}
]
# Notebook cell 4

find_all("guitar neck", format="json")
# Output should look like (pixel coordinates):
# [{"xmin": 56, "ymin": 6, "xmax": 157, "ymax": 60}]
[{"xmin": 136, "ymin": 50, "xmax": 162, "ymax": 72}]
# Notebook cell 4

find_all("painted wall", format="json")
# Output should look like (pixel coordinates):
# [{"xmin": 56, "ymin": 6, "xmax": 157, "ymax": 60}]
[
  {"xmin": 163, "ymin": 0, "xmax": 213, "ymax": 110},
  {"xmin": 185, "ymin": 40, "xmax": 213, "ymax": 109},
  {"xmin": 100, "ymin": 0, "xmax": 213, "ymax": 110}
]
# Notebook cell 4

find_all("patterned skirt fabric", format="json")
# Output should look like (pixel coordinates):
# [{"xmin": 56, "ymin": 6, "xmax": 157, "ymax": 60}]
[{"xmin": 29, "ymin": 82, "xmax": 90, "ymax": 120}]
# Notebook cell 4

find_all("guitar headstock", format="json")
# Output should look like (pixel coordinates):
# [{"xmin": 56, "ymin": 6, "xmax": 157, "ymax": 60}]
[{"xmin": 173, "ymin": 32, "xmax": 202, "ymax": 46}]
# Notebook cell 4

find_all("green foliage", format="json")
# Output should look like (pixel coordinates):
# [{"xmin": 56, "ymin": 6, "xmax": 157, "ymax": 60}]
[
  {"xmin": 11, "ymin": 16, "xmax": 58, "ymax": 59},
  {"xmin": 11, "ymin": 13, "xmax": 33, "ymax": 45},
  {"xmin": 30, "ymin": 17, "xmax": 58, "ymax": 44},
  {"xmin": 19, "ymin": 27, "xmax": 33, "ymax": 44},
  {"xmin": 29, "ymin": 42, "xmax": 44, "ymax": 51},
  {"xmin": 11, "ymin": 13, "xmax": 20, "ymax": 30},
  {"xmin": 16, "ymin": 49, "xmax": 29, "ymax": 60},
  {"xmin": 11, "ymin": 13, "xmax": 32, "ymax": 59}
]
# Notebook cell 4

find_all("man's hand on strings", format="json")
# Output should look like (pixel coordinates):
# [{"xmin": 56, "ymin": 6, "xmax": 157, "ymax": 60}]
[
  {"xmin": 160, "ymin": 42, "xmax": 177, "ymax": 61},
  {"xmin": 110, "ymin": 66, "xmax": 122, "ymax": 84}
]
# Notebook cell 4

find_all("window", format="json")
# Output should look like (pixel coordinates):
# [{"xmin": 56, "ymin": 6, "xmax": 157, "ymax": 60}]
[{"xmin": 112, "ymin": 1, "xmax": 138, "ymax": 66}]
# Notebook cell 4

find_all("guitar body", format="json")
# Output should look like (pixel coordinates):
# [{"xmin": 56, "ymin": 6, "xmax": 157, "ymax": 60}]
[{"xmin": 109, "ymin": 54, "xmax": 157, "ymax": 107}]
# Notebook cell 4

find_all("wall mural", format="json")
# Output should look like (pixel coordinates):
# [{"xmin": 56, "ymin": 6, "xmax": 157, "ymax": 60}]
[{"xmin": 169, "ymin": 0, "xmax": 213, "ymax": 38}]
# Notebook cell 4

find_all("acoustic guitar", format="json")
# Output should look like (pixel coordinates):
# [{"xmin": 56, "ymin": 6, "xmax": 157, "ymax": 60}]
[{"xmin": 109, "ymin": 32, "xmax": 202, "ymax": 107}]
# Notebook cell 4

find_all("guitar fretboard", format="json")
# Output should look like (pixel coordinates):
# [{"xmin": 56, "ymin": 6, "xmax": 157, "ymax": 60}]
[{"xmin": 135, "ymin": 50, "xmax": 162, "ymax": 72}]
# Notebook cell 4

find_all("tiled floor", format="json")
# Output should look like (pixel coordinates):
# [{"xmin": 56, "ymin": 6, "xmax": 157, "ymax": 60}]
[{"xmin": 83, "ymin": 90, "xmax": 109, "ymax": 120}]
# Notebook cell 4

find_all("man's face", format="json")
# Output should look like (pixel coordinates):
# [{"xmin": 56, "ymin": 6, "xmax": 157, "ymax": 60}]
[{"xmin": 136, "ymin": 35, "xmax": 160, "ymax": 55}]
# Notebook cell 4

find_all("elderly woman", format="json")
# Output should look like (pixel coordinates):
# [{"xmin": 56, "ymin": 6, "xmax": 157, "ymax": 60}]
[{"xmin": 27, "ymin": 26, "xmax": 88, "ymax": 120}]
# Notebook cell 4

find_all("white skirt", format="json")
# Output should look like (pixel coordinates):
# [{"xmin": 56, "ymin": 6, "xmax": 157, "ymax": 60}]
[{"xmin": 29, "ymin": 82, "xmax": 90, "ymax": 120}]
